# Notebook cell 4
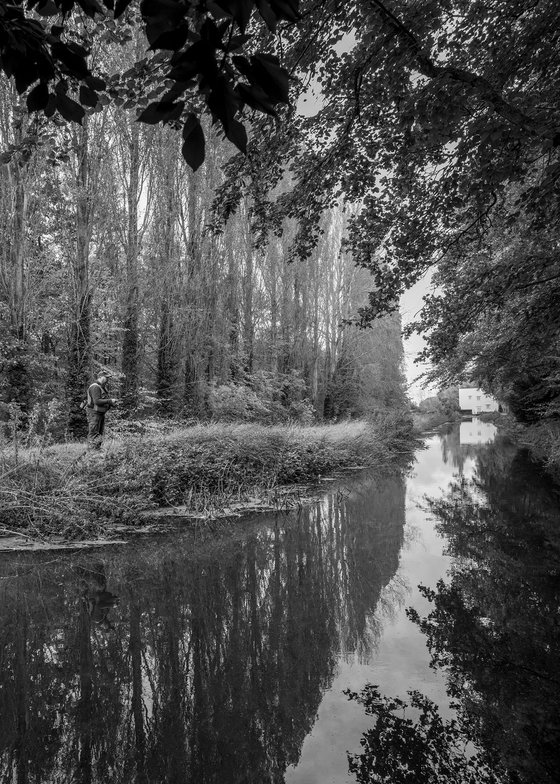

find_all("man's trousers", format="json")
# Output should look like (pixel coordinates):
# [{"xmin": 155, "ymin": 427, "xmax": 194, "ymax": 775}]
[{"xmin": 87, "ymin": 410, "xmax": 105, "ymax": 449}]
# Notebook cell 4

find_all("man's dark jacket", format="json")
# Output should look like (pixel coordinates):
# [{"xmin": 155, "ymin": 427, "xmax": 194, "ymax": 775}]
[{"xmin": 87, "ymin": 383, "xmax": 113, "ymax": 413}]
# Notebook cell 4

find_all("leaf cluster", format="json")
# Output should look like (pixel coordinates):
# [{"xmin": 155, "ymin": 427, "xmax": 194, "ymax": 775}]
[
  {"xmin": 0, "ymin": 0, "xmax": 299, "ymax": 167},
  {"xmin": 215, "ymin": 0, "xmax": 560, "ymax": 326}
]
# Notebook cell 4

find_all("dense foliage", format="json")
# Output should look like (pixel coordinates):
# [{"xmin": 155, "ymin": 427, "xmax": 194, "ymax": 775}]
[
  {"xmin": 4, "ymin": 0, "xmax": 560, "ymax": 423},
  {"xmin": 412, "ymin": 219, "xmax": 560, "ymax": 421},
  {"xmin": 0, "ymin": 73, "xmax": 406, "ymax": 437},
  {"xmin": 0, "ymin": 0, "xmax": 297, "ymax": 168},
  {"xmin": 222, "ymin": 0, "xmax": 560, "ymax": 417}
]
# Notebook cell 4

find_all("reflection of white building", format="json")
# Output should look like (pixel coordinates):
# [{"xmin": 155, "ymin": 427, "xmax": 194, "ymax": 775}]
[
  {"xmin": 460, "ymin": 418, "xmax": 497, "ymax": 445},
  {"xmin": 459, "ymin": 388, "xmax": 499, "ymax": 414}
]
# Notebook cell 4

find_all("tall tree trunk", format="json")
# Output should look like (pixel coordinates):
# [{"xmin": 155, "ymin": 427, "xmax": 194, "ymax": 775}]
[
  {"xmin": 280, "ymin": 263, "xmax": 291, "ymax": 375},
  {"xmin": 226, "ymin": 219, "xmax": 240, "ymax": 379},
  {"xmin": 67, "ymin": 122, "xmax": 92, "ymax": 438},
  {"xmin": 155, "ymin": 136, "xmax": 179, "ymax": 414},
  {"xmin": 268, "ymin": 239, "xmax": 279, "ymax": 374},
  {"xmin": 1, "ymin": 101, "xmax": 32, "ymax": 417},
  {"xmin": 242, "ymin": 240, "xmax": 254, "ymax": 374},
  {"xmin": 311, "ymin": 260, "xmax": 320, "ymax": 411},
  {"xmin": 293, "ymin": 264, "xmax": 303, "ymax": 372},
  {"xmin": 182, "ymin": 162, "xmax": 204, "ymax": 413},
  {"xmin": 121, "ymin": 118, "xmax": 140, "ymax": 410},
  {"xmin": 157, "ymin": 296, "xmax": 177, "ymax": 415},
  {"xmin": 5, "ymin": 162, "xmax": 30, "ymax": 415}
]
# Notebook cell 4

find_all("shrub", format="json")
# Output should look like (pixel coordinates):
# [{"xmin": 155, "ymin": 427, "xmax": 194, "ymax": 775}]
[
  {"xmin": 208, "ymin": 382, "xmax": 271, "ymax": 422},
  {"xmin": 208, "ymin": 370, "xmax": 316, "ymax": 424}
]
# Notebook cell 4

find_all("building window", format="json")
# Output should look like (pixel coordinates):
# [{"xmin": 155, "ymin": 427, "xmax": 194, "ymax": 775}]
[{"xmin": 477, "ymin": 395, "xmax": 481, "ymax": 400}]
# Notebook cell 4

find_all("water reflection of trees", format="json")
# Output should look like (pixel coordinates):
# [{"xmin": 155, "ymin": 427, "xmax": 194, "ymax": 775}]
[
  {"xmin": 0, "ymin": 472, "xmax": 405, "ymax": 784},
  {"xmin": 412, "ymin": 442, "xmax": 560, "ymax": 784},
  {"xmin": 346, "ymin": 685, "xmax": 505, "ymax": 784},
  {"xmin": 439, "ymin": 422, "xmax": 480, "ymax": 472}
]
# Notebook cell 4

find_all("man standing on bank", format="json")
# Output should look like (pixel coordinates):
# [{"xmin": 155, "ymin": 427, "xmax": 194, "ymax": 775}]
[{"xmin": 86, "ymin": 373, "xmax": 118, "ymax": 449}]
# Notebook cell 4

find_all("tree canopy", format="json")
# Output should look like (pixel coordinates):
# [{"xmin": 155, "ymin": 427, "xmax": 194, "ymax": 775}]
[
  {"xmin": 230, "ymin": 0, "xmax": 560, "ymax": 299},
  {"xmin": 237, "ymin": 0, "xmax": 560, "ymax": 413},
  {"xmin": 0, "ymin": 0, "xmax": 297, "ymax": 168},
  {"xmin": 3, "ymin": 0, "xmax": 560, "ymax": 416}
]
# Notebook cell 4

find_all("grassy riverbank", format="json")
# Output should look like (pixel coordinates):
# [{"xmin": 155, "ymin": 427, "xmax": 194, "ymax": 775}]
[{"xmin": 0, "ymin": 416, "xmax": 415, "ymax": 544}]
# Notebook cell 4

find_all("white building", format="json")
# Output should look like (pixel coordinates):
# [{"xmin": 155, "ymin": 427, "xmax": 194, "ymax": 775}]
[
  {"xmin": 460, "ymin": 418, "xmax": 497, "ymax": 445},
  {"xmin": 459, "ymin": 387, "xmax": 499, "ymax": 414}
]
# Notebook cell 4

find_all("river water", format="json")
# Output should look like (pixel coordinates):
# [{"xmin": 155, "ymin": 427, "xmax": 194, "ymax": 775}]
[{"xmin": 1, "ymin": 421, "xmax": 559, "ymax": 783}]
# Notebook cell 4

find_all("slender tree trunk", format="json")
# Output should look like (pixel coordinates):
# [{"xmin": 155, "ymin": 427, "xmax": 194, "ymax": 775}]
[
  {"xmin": 182, "ymin": 163, "xmax": 203, "ymax": 413},
  {"xmin": 157, "ymin": 297, "xmax": 176, "ymax": 414},
  {"xmin": 269, "ymin": 242, "xmax": 279, "ymax": 374},
  {"xmin": 311, "ymin": 260, "xmax": 320, "ymax": 411},
  {"xmin": 67, "ymin": 122, "xmax": 92, "ymax": 437},
  {"xmin": 121, "ymin": 118, "xmax": 140, "ymax": 410},
  {"xmin": 155, "ymin": 133, "xmax": 180, "ymax": 415},
  {"xmin": 243, "ymin": 240, "xmax": 254, "ymax": 373},
  {"xmin": 157, "ymin": 197, "xmax": 178, "ymax": 414},
  {"xmin": 293, "ymin": 263, "xmax": 305, "ymax": 373},
  {"xmin": 9, "ymin": 158, "xmax": 26, "ymax": 341},
  {"xmin": 323, "ymin": 245, "xmax": 335, "ymax": 419},
  {"xmin": 2, "ymin": 106, "xmax": 32, "ymax": 417},
  {"xmin": 5, "ymin": 172, "xmax": 30, "ymax": 415},
  {"xmin": 280, "ymin": 254, "xmax": 291, "ymax": 374},
  {"xmin": 226, "ymin": 220, "xmax": 240, "ymax": 379}
]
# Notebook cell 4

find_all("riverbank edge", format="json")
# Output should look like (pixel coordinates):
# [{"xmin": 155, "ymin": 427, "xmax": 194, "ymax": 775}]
[{"xmin": 0, "ymin": 416, "xmax": 417, "ymax": 549}]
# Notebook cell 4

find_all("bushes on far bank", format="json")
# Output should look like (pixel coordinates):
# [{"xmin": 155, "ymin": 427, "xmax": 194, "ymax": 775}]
[
  {"xmin": 411, "ymin": 387, "xmax": 461, "ymax": 432},
  {"xmin": 0, "ymin": 370, "xmax": 316, "ymax": 450},
  {"xmin": 207, "ymin": 370, "xmax": 316, "ymax": 424},
  {"xmin": 0, "ymin": 415, "xmax": 415, "ymax": 543}
]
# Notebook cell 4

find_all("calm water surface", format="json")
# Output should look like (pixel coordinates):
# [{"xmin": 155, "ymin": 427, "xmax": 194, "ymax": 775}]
[{"xmin": 1, "ymin": 421, "xmax": 559, "ymax": 783}]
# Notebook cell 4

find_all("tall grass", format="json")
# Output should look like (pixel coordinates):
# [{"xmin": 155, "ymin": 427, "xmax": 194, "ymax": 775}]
[
  {"xmin": 0, "ymin": 416, "xmax": 415, "ymax": 542},
  {"xmin": 0, "ymin": 444, "xmax": 131, "ymax": 540}
]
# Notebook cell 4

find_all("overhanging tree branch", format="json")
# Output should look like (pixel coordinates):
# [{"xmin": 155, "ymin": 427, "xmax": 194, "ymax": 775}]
[{"xmin": 368, "ymin": 0, "xmax": 560, "ymax": 143}]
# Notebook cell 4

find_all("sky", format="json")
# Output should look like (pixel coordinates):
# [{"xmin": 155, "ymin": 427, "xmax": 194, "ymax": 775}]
[{"xmin": 400, "ymin": 274, "xmax": 437, "ymax": 403}]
